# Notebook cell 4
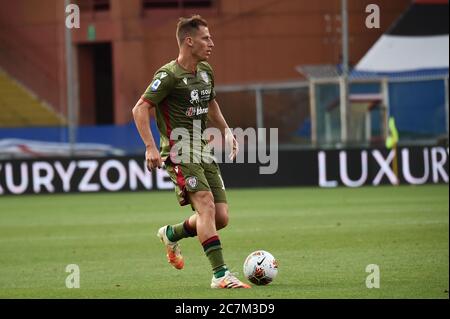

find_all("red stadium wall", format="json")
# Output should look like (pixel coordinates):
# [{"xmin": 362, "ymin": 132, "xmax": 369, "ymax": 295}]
[
  {"xmin": 0, "ymin": 0, "xmax": 410, "ymax": 125},
  {"xmin": 0, "ymin": 0, "xmax": 67, "ymax": 116}
]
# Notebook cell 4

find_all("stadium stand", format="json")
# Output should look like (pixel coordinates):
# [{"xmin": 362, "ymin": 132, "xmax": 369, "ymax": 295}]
[{"xmin": 0, "ymin": 69, "xmax": 64, "ymax": 127}]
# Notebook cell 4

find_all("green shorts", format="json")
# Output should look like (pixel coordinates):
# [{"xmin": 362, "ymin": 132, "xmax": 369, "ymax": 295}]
[{"xmin": 165, "ymin": 161, "xmax": 227, "ymax": 208}]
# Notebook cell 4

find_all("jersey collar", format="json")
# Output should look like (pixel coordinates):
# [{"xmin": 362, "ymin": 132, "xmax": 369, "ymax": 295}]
[{"xmin": 175, "ymin": 59, "xmax": 197, "ymax": 76}]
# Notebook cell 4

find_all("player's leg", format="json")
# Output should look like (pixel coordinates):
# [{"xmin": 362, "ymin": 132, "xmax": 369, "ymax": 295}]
[
  {"xmin": 156, "ymin": 162, "xmax": 215, "ymax": 270},
  {"xmin": 158, "ymin": 162, "xmax": 249, "ymax": 287},
  {"xmin": 214, "ymin": 203, "xmax": 229, "ymax": 230},
  {"xmin": 164, "ymin": 217, "xmax": 197, "ymax": 242},
  {"xmin": 191, "ymin": 162, "xmax": 228, "ymax": 277},
  {"xmin": 167, "ymin": 204, "xmax": 228, "ymax": 242},
  {"xmin": 188, "ymin": 163, "xmax": 249, "ymax": 288},
  {"xmin": 159, "ymin": 163, "xmax": 204, "ymax": 246},
  {"xmin": 156, "ymin": 163, "xmax": 190, "ymax": 270},
  {"xmin": 182, "ymin": 203, "xmax": 228, "ymax": 235},
  {"xmin": 201, "ymin": 161, "xmax": 229, "ymax": 231},
  {"xmin": 163, "ymin": 162, "xmax": 229, "ymax": 243},
  {"xmin": 188, "ymin": 190, "xmax": 248, "ymax": 288},
  {"xmin": 188, "ymin": 191, "xmax": 217, "ymax": 243}
]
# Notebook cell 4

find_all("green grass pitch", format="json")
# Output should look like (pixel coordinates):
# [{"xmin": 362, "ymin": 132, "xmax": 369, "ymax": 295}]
[{"xmin": 0, "ymin": 185, "xmax": 448, "ymax": 299}]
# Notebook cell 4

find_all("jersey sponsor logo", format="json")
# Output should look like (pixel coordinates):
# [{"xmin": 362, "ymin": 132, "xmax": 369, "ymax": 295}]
[
  {"xmin": 186, "ymin": 176, "xmax": 198, "ymax": 189},
  {"xmin": 196, "ymin": 107, "xmax": 208, "ymax": 115},
  {"xmin": 151, "ymin": 79, "xmax": 161, "ymax": 92},
  {"xmin": 190, "ymin": 89, "xmax": 200, "ymax": 105},
  {"xmin": 200, "ymin": 71, "xmax": 209, "ymax": 84},
  {"xmin": 186, "ymin": 106, "xmax": 208, "ymax": 117},
  {"xmin": 186, "ymin": 107, "xmax": 195, "ymax": 117},
  {"xmin": 189, "ymin": 89, "xmax": 211, "ymax": 105}
]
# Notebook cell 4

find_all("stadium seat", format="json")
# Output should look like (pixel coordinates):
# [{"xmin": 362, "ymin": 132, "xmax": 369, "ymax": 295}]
[{"xmin": 0, "ymin": 70, "xmax": 64, "ymax": 127}]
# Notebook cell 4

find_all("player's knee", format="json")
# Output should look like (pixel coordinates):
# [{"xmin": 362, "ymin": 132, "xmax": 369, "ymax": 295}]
[{"xmin": 216, "ymin": 213, "xmax": 229, "ymax": 230}]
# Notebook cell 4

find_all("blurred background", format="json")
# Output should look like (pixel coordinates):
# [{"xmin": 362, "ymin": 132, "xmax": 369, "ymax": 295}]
[
  {"xmin": 0, "ymin": 1, "xmax": 448, "ymax": 301},
  {"xmin": 0, "ymin": 0, "xmax": 448, "ymax": 190},
  {"xmin": 0, "ymin": 0, "xmax": 447, "ymax": 157}
]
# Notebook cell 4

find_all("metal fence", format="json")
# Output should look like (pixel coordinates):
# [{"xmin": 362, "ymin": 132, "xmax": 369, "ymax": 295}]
[
  {"xmin": 216, "ymin": 75, "xmax": 449, "ymax": 149},
  {"xmin": 215, "ymin": 81, "xmax": 311, "ymax": 149}
]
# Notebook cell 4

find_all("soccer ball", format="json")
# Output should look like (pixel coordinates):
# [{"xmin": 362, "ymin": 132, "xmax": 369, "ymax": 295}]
[{"xmin": 243, "ymin": 250, "xmax": 278, "ymax": 285}]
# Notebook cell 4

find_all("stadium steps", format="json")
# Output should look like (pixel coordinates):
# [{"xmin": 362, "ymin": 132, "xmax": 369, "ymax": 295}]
[{"xmin": 0, "ymin": 70, "xmax": 65, "ymax": 127}]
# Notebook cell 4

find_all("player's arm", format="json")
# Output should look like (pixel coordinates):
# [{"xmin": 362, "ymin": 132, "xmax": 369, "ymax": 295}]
[
  {"xmin": 208, "ymin": 98, "xmax": 239, "ymax": 160},
  {"xmin": 132, "ymin": 98, "xmax": 162, "ymax": 171}
]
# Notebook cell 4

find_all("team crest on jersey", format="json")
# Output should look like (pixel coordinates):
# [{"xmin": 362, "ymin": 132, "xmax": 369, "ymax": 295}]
[
  {"xmin": 190, "ymin": 89, "xmax": 200, "ymax": 105},
  {"xmin": 200, "ymin": 71, "xmax": 209, "ymax": 84},
  {"xmin": 187, "ymin": 176, "xmax": 198, "ymax": 189}
]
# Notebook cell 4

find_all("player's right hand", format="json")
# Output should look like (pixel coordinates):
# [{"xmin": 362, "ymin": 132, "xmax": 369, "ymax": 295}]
[{"xmin": 145, "ymin": 147, "xmax": 162, "ymax": 171}]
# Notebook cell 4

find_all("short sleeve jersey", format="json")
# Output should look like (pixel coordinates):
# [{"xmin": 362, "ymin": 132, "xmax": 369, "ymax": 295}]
[{"xmin": 142, "ymin": 60, "xmax": 216, "ymax": 161}]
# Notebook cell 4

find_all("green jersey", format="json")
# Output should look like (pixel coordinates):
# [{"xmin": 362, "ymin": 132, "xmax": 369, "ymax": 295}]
[{"xmin": 142, "ymin": 60, "xmax": 216, "ymax": 162}]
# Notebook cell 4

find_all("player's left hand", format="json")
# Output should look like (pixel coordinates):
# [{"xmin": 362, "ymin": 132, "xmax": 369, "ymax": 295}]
[{"xmin": 225, "ymin": 129, "xmax": 239, "ymax": 161}]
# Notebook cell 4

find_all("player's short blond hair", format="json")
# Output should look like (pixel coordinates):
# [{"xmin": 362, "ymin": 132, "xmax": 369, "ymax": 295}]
[{"xmin": 176, "ymin": 15, "xmax": 208, "ymax": 46}]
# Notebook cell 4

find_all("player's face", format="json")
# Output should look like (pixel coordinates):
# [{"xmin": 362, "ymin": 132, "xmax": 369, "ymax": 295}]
[{"xmin": 191, "ymin": 26, "xmax": 214, "ymax": 61}]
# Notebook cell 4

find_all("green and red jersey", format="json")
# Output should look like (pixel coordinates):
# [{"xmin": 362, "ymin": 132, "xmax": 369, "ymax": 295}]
[{"xmin": 142, "ymin": 60, "xmax": 216, "ymax": 161}]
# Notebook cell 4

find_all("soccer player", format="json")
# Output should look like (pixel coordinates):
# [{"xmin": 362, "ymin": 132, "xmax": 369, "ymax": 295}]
[{"xmin": 132, "ymin": 15, "xmax": 250, "ymax": 289}]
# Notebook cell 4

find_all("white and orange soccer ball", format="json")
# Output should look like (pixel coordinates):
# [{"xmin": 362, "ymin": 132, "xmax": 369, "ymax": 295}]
[{"xmin": 243, "ymin": 250, "xmax": 278, "ymax": 286}]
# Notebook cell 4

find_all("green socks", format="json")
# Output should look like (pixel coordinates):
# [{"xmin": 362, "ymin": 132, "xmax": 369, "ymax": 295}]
[
  {"xmin": 166, "ymin": 226, "xmax": 227, "ymax": 278},
  {"xmin": 166, "ymin": 220, "xmax": 197, "ymax": 242},
  {"xmin": 202, "ymin": 235, "xmax": 228, "ymax": 278}
]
